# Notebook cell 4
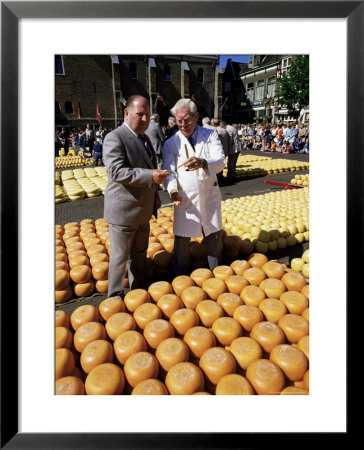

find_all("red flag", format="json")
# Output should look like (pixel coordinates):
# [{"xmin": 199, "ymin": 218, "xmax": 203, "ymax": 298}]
[
  {"xmin": 191, "ymin": 94, "xmax": 198, "ymax": 104},
  {"xmin": 155, "ymin": 91, "xmax": 166, "ymax": 107},
  {"xmin": 96, "ymin": 105, "xmax": 102, "ymax": 123}
]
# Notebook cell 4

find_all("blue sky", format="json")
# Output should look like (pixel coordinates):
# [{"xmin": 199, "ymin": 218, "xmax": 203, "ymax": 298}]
[{"xmin": 219, "ymin": 55, "xmax": 250, "ymax": 68}]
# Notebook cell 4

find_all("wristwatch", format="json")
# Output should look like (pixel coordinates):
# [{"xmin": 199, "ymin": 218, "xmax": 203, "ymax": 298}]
[{"xmin": 202, "ymin": 159, "xmax": 208, "ymax": 169}]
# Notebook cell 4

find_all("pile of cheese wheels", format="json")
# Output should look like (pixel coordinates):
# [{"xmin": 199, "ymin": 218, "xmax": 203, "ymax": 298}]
[{"xmin": 55, "ymin": 252, "xmax": 309, "ymax": 395}]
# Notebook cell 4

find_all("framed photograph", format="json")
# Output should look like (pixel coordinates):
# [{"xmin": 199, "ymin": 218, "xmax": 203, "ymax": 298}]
[{"xmin": 1, "ymin": 0, "xmax": 359, "ymax": 447}]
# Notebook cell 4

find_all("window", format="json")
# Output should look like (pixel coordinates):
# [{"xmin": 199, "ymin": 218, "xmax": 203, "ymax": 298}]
[
  {"xmin": 224, "ymin": 81, "xmax": 231, "ymax": 92},
  {"xmin": 246, "ymin": 82, "xmax": 254, "ymax": 101},
  {"xmin": 163, "ymin": 64, "xmax": 171, "ymax": 81},
  {"xmin": 281, "ymin": 57, "xmax": 292, "ymax": 75},
  {"xmin": 129, "ymin": 62, "xmax": 137, "ymax": 79},
  {"xmin": 197, "ymin": 68, "xmax": 204, "ymax": 83},
  {"xmin": 65, "ymin": 101, "xmax": 73, "ymax": 114},
  {"xmin": 55, "ymin": 55, "xmax": 64, "ymax": 75},
  {"xmin": 255, "ymin": 79, "xmax": 265, "ymax": 100},
  {"xmin": 267, "ymin": 76, "xmax": 276, "ymax": 98}
]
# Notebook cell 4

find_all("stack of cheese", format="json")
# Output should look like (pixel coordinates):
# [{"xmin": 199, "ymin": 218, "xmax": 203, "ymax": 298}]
[{"xmin": 55, "ymin": 185, "xmax": 68, "ymax": 204}]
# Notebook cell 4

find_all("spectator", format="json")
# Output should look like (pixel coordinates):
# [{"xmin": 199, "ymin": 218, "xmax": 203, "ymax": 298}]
[
  {"xmin": 145, "ymin": 113, "xmax": 165, "ymax": 169},
  {"xmin": 222, "ymin": 121, "xmax": 241, "ymax": 180},
  {"xmin": 202, "ymin": 117, "xmax": 215, "ymax": 130},
  {"xmin": 85, "ymin": 123, "xmax": 95, "ymax": 152},
  {"xmin": 92, "ymin": 139, "xmax": 103, "ymax": 166},
  {"xmin": 165, "ymin": 116, "xmax": 179, "ymax": 139}
]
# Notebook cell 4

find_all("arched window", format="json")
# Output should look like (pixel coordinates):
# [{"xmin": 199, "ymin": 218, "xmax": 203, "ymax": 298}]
[
  {"xmin": 65, "ymin": 101, "xmax": 73, "ymax": 114},
  {"xmin": 163, "ymin": 64, "xmax": 171, "ymax": 81},
  {"xmin": 197, "ymin": 68, "xmax": 204, "ymax": 83},
  {"xmin": 129, "ymin": 62, "xmax": 137, "ymax": 79}
]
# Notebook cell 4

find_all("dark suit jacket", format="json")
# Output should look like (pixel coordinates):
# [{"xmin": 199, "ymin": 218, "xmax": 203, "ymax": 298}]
[
  {"xmin": 103, "ymin": 123, "xmax": 158, "ymax": 226},
  {"xmin": 145, "ymin": 121, "xmax": 165, "ymax": 155}
]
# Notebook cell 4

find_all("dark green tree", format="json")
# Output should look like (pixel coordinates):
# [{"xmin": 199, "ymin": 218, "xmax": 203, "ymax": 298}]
[{"xmin": 278, "ymin": 55, "xmax": 309, "ymax": 118}]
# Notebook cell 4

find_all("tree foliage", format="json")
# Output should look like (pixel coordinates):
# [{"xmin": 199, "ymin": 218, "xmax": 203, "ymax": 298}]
[{"xmin": 278, "ymin": 55, "xmax": 309, "ymax": 118}]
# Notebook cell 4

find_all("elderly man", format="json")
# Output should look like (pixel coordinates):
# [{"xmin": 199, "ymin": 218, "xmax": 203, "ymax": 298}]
[
  {"xmin": 145, "ymin": 113, "xmax": 165, "ymax": 168},
  {"xmin": 162, "ymin": 98, "xmax": 225, "ymax": 276},
  {"xmin": 103, "ymin": 95, "xmax": 169, "ymax": 298},
  {"xmin": 201, "ymin": 117, "xmax": 215, "ymax": 130}
]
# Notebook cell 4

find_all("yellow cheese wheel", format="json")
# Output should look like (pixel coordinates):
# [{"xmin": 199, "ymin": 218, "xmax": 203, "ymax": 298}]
[
  {"xmin": 67, "ymin": 241, "xmax": 85, "ymax": 254},
  {"xmin": 157, "ymin": 233, "xmax": 173, "ymax": 244},
  {"xmin": 259, "ymin": 298, "xmax": 287, "ymax": 323},
  {"xmin": 56, "ymin": 253, "xmax": 68, "ymax": 263},
  {"xmin": 147, "ymin": 242, "xmax": 163, "ymax": 258},
  {"xmin": 95, "ymin": 279, "xmax": 108, "ymax": 293},
  {"xmin": 56, "ymin": 245, "xmax": 67, "ymax": 255},
  {"xmin": 280, "ymin": 386, "xmax": 309, "ymax": 395},
  {"xmin": 193, "ymin": 392, "xmax": 211, "ymax": 395},
  {"xmin": 233, "ymin": 305, "xmax": 263, "ymax": 332},
  {"xmin": 67, "ymin": 249, "xmax": 87, "ymax": 259},
  {"xmin": 86, "ymin": 243, "xmax": 106, "ymax": 255},
  {"xmin": 70, "ymin": 265, "xmax": 92, "ymax": 284},
  {"xmin": 81, "ymin": 232, "xmax": 98, "ymax": 241},
  {"xmin": 202, "ymin": 278, "xmax": 227, "ymax": 300},
  {"xmin": 155, "ymin": 337, "xmax": 189, "ymax": 371},
  {"xmin": 89, "ymin": 252, "xmax": 109, "ymax": 267},
  {"xmin": 124, "ymin": 289, "xmax": 151, "ymax": 312},
  {"xmin": 261, "ymin": 261, "xmax": 285, "ymax": 279},
  {"xmin": 73, "ymin": 280, "xmax": 95, "ymax": 298},
  {"xmin": 196, "ymin": 300, "xmax": 224, "ymax": 328},
  {"xmin": 73, "ymin": 322, "xmax": 107, "ymax": 352},
  {"xmin": 212, "ymin": 317, "xmax": 243, "ymax": 346},
  {"xmin": 157, "ymin": 294, "xmax": 184, "ymax": 319},
  {"xmin": 281, "ymin": 272, "xmax": 307, "ymax": 292},
  {"xmin": 270, "ymin": 344, "xmax": 308, "ymax": 381},
  {"xmin": 278, "ymin": 314, "xmax": 309, "ymax": 343},
  {"xmin": 302, "ymin": 307, "xmax": 309, "ymax": 322},
  {"xmin": 105, "ymin": 312, "xmax": 136, "ymax": 341},
  {"xmin": 243, "ymin": 267, "xmax": 267, "ymax": 286},
  {"xmin": 250, "ymin": 321, "xmax": 285, "ymax": 353},
  {"xmin": 80, "ymin": 339, "xmax": 114, "ymax": 373},
  {"xmin": 171, "ymin": 275, "xmax": 195, "ymax": 296},
  {"xmin": 246, "ymin": 358, "xmax": 285, "ymax": 395},
  {"xmin": 55, "ymin": 376, "xmax": 85, "ymax": 395},
  {"xmin": 240, "ymin": 285, "xmax": 266, "ymax": 307},
  {"xmin": 63, "ymin": 230, "xmax": 79, "ymax": 242},
  {"xmin": 301, "ymin": 284, "xmax": 309, "ymax": 299},
  {"xmin": 165, "ymin": 362, "xmax": 204, "ymax": 395},
  {"xmin": 183, "ymin": 326, "xmax": 216, "ymax": 359},
  {"xmin": 225, "ymin": 275, "xmax": 249, "ymax": 295},
  {"xmin": 85, "ymin": 363, "xmax": 125, "ymax": 395},
  {"xmin": 55, "ymin": 260, "xmax": 69, "ymax": 272},
  {"xmin": 91, "ymin": 261, "xmax": 109, "ymax": 281},
  {"xmin": 148, "ymin": 281, "xmax": 173, "ymax": 302},
  {"xmin": 170, "ymin": 308, "xmax": 199, "ymax": 336},
  {"xmin": 303, "ymin": 369, "xmax": 309, "ymax": 389},
  {"xmin": 55, "ymin": 348, "xmax": 75, "ymax": 380},
  {"xmin": 230, "ymin": 260, "xmax": 251, "ymax": 276},
  {"xmin": 55, "ymin": 284, "xmax": 73, "ymax": 304},
  {"xmin": 55, "ymin": 238, "xmax": 64, "ymax": 247},
  {"xmin": 133, "ymin": 303, "xmax": 162, "ymax": 329},
  {"xmin": 190, "ymin": 268, "xmax": 213, "ymax": 287},
  {"xmin": 55, "ymin": 326, "xmax": 73, "ymax": 349},
  {"xmin": 98, "ymin": 297, "xmax": 126, "ymax": 321},
  {"xmin": 83, "ymin": 237, "xmax": 101, "ymax": 250},
  {"xmin": 227, "ymin": 336, "xmax": 263, "ymax": 370},
  {"xmin": 163, "ymin": 238, "xmax": 175, "ymax": 253},
  {"xmin": 80, "ymin": 219, "xmax": 94, "ymax": 226},
  {"xmin": 131, "ymin": 378, "xmax": 168, "ymax": 395},
  {"xmin": 213, "ymin": 265, "xmax": 234, "ymax": 281},
  {"xmin": 123, "ymin": 351, "xmax": 159, "ymax": 387},
  {"xmin": 259, "ymin": 278, "xmax": 286, "ymax": 299},
  {"xmin": 55, "ymin": 310, "xmax": 70, "ymax": 328},
  {"xmin": 199, "ymin": 347, "xmax": 236, "ymax": 385},
  {"xmin": 248, "ymin": 253, "xmax": 268, "ymax": 268},
  {"xmin": 180, "ymin": 286, "xmax": 207, "ymax": 310},
  {"xmin": 113, "ymin": 330, "xmax": 147, "ymax": 365},
  {"xmin": 280, "ymin": 290, "xmax": 309, "ymax": 315},
  {"xmin": 55, "ymin": 269, "xmax": 70, "ymax": 290},
  {"xmin": 143, "ymin": 319, "xmax": 175, "ymax": 349},
  {"xmin": 216, "ymin": 374, "xmax": 254, "ymax": 395},
  {"xmin": 296, "ymin": 335, "xmax": 309, "ymax": 360},
  {"xmin": 217, "ymin": 292, "xmax": 243, "ymax": 316},
  {"xmin": 68, "ymin": 255, "xmax": 90, "ymax": 269},
  {"xmin": 70, "ymin": 304, "xmax": 99, "ymax": 331}
]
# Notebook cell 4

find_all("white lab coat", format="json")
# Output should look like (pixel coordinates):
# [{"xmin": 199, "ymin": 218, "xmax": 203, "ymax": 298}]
[{"xmin": 162, "ymin": 126, "xmax": 225, "ymax": 238}]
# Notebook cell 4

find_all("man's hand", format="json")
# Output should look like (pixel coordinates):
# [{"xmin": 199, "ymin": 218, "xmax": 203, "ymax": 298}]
[
  {"xmin": 183, "ymin": 157, "xmax": 206, "ymax": 171},
  {"xmin": 152, "ymin": 169, "xmax": 169, "ymax": 184},
  {"xmin": 170, "ymin": 191, "xmax": 182, "ymax": 206}
]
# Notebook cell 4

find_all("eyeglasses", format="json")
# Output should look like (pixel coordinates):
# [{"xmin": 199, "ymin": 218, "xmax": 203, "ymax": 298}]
[{"xmin": 176, "ymin": 117, "xmax": 194, "ymax": 125}]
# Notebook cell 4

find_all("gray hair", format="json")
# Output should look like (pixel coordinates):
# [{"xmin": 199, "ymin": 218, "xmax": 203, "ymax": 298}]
[
  {"xmin": 202, "ymin": 117, "xmax": 211, "ymax": 125},
  {"xmin": 150, "ymin": 113, "xmax": 159, "ymax": 121},
  {"xmin": 168, "ymin": 116, "xmax": 176, "ymax": 123},
  {"xmin": 170, "ymin": 98, "xmax": 197, "ymax": 117}
]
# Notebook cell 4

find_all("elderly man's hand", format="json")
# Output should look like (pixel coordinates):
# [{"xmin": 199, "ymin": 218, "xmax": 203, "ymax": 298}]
[
  {"xmin": 183, "ymin": 157, "xmax": 206, "ymax": 171},
  {"xmin": 152, "ymin": 169, "xmax": 169, "ymax": 184}
]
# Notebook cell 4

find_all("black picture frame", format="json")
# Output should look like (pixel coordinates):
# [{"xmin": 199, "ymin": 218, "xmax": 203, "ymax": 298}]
[{"xmin": 1, "ymin": 1, "xmax": 358, "ymax": 448}]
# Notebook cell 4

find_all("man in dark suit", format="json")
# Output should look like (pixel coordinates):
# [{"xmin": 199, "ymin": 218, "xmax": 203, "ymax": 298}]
[
  {"xmin": 103, "ymin": 95, "xmax": 169, "ymax": 299},
  {"xmin": 145, "ymin": 113, "xmax": 165, "ymax": 168}
]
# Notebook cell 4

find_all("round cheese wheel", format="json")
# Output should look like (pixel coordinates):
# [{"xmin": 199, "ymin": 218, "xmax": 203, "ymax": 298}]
[
  {"xmin": 230, "ymin": 260, "xmax": 251, "ymax": 276},
  {"xmin": 280, "ymin": 290, "xmax": 308, "ymax": 315},
  {"xmin": 261, "ymin": 261, "xmax": 285, "ymax": 279},
  {"xmin": 243, "ymin": 267, "xmax": 266, "ymax": 286},
  {"xmin": 64, "ymin": 222, "xmax": 80, "ymax": 230},
  {"xmin": 259, "ymin": 298, "xmax": 287, "ymax": 323},
  {"xmin": 163, "ymin": 238, "xmax": 175, "ymax": 253},
  {"xmin": 199, "ymin": 347, "xmax": 236, "ymax": 385},
  {"xmin": 89, "ymin": 252, "xmax": 109, "ymax": 267},
  {"xmin": 143, "ymin": 319, "xmax": 175, "ymax": 349},
  {"xmin": 296, "ymin": 335, "xmax": 309, "ymax": 360},
  {"xmin": 259, "ymin": 278, "xmax": 286, "ymax": 299},
  {"xmin": 301, "ymin": 307, "xmax": 309, "ymax": 322},
  {"xmin": 212, "ymin": 317, "xmax": 243, "ymax": 346},
  {"xmin": 148, "ymin": 281, "xmax": 173, "ymax": 302},
  {"xmin": 157, "ymin": 233, "xmax": 173, "ymax": 244},
  {"xmin": 113, "ymin": 330, "xmax": 147, "ymax": 365},
  {"xmin": 80, "ymin": 339, "xmax": 114, "ymax": 373},
  {"xmin": 55, "ymin": 239, "xmax": 64, "ymax": 247},
  {"xmin": 165, "ymin": 362, "xmax": 204, "ymax": 395},
  {"xmin": 85, "ymin": 363, "xmax": 125, "ymax": 395},
  {"xmin": 157, "ymin": 294, "xmax": 184, "ymax": 319},
  {"xmin": 301, "ymin": 284, "xmax": 309, "ymax": 299},
  {"xmin": 147, "ymin": 242, "xmax": 163, "ymax": 258},
  {"xmin": 169, "ymin": 308, "xmax": 199, "ymax": 336},
  {"xmin": 83, "ymin": 238, "xmax": 101, "ymax": 250},
  {"xmin": 280, "ymin": 386, "xmax": 309, "ymax": 395},
  {"xmin": 248, "ymin": 253, "xmax": 268, "ymax": 268},
  {"xmin": 68, "ymin": 255, "xmax": 90, "ymax": 269},
  {"xmin": 55, "ymin": 284, "xmax": 73, "ymax": 304},
  {"xmin": 240, "ymin": 285, "xmax": 266, "ymax": 307},
  {"xmin": 133, "ymin": 303, "xmax": 162, "ymax": 329},
  {"xmin": 71, "ymin": 304, "xmax": 99, "ymax": 331},
  {"xmin": 246, "ymin": 358, "xmax": 285, "ymax": 395},
  {"xmin": 183, "ymin": 326, "xmax": 216, "ymax": 359},
  {"xmin": 81, "ymin": 232, "xmax": 98, "ymax": 241},
  {"xmin": 70, "ymin": 265, "xmax": 92, "ymax": 284},
  {"xmin": 189, "ymin": 242, "xmax": 207, "ymax": 261},
  {"xmin": 225, "ymin": 275, "xmax": 249, "ymax": 295},
  {"xmin": 55, "ymin": 376, "xmax": 85, "ymax": 395},
  {"xmin": 67, "ymin": 249, "xmax": 87, "ymax": 259},
  {"xmin": 180, "ymin": 286, "xmax": 207, "ymax": 310},
  {"xmin": 55, "ymin": 310, "xmax": 70, "ymax": 328},
  {"xmin": 55, "ymin": 348, "xmax": 75, "ymax": 380},
  {"xmin": 73, "ymin": 280, "xmax": 95, "ymax": 298},
  {"xmin": 270, "ymin": 344, "xmax": 308, "ymax": 381},
  {"xmin": 55, "ymin": 326, "xmax": 73, "ymax": 349},
  {"xmin": 124, "ymin": 289, "xmax": 151, "ymax": 312},
  {"xmin": 55, "ymin": 260, "xmax": 69, "ymax": 272},
  {"xmin": 55, "ymin": 253, "xmax": 68, "ymax": 263},
  {"xmin": 227, "ymin": 336, "xmax": 263, "ymax": 370},
  {"xmin": 196, "ymin": 300, "xmax": 224, "ymax": 328},
  {"xmin": 55, "ymin": 245, "xmax": 67, "ymax": 255},
  {"xmin": 151, "ymin": 226, "xmax": 165, "ymax": 237},
  {"xmin": 105, "ymin": 312, "xmax": 136, "ymax": 341},
  {"xmin": 55, "ymin": 269, "xmax": 70, "ymax": 290},
  {"xmin": 80, "ymin": 219, "xmax": 94, "ymax": 226},
  {"xmin": 131, "ymin": 378, "xmax": 168, "ymax": 395},
  {"xmin": 153, "ymin": 250, "xmax": 172, "ymax": 270},
  {"xmin": 281, "ymin": 272, "xmax": 307, "ymax": 292},
  {"xmin": 171, "ymin": 275, "xmax": 195, "ymax": 296},
  {"xmin": 63, "ymin": 231, "xmax": 79, "ymax": 242},
  {"xmin": 66, "ymin": 242, "xmax": 85, "ymax": 254},
  {"xmin": 123, "ymin": 352, "xmax": 159, "ymax": 387},
  {"xmin": 99, "ymin": 297, "xmax": 125, "ymax": 321},
  {"xmin": 155, "ymin": 337, "xmax": 189, "ymax": 371},
  {"xmin": 190, "ymin": 268, "xmax": 213, "ymax": 287},
  {"xmin": 216, "ymin": 374, "xmax": 254, "ymax": 395},
  {"xmin": 250, "ymin": 321, "xmax": 285, "ymax": 353},
  {"xmin": 213, "ymin": 265, "xmax": 234, "ymax": 281},
  {"xmin": 233, "ymin": 305, "xmax": 263, "ymax": 332},
  {"xmin": 95, "ymin": 279, "xmax": 108, "ymax": 293},
  {"xmin": 73, "ymin": 322, "xmax": 106, "ymax": 352},
  {"xmin": 193, "ymin": 392, "xmax": 211, "ymax": 395},
  {"xmin": 87, "ymin": 244, "xmax": 107, "ymax": 257},
  {"xmin": 303, "ymin": 369, "xmax": 309, "ymax": 389},
  {"xmin": 217, "ymin": 292, "xmax": 243, "ymax": 316},
  {"xmin": 278, "ymin": 314, "xmax": 309, "ymax": 343},
  {"xmin": 202, "ymin": 278, "xmax": 227, "ymax": 300},
  {"xmin": 91, "ymin": 261, "xmax": 109, "ymax": 281}
]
